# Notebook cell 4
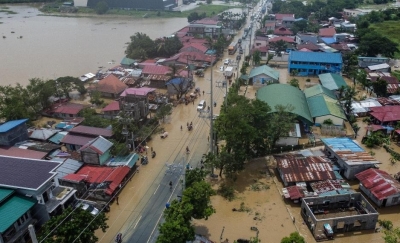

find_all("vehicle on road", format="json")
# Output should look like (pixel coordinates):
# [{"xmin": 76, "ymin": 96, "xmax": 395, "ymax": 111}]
[
  {"xmin": 197, "ymin": 100, "xmax": 206, "ymax": 111},
  {"xmin": 239, "ymin": 49, "xmax": 243, "ymax": 54},
  {"xmin": 77, "ymin": 202, "xmax": 100, "ymax": 216},
  {"xmin": 395, "ymin": 65, "xmax": 399, "ymax": 68},
  {"xmin": 223, "ymin": 59, "xmax": 230, "ymax": 65}
]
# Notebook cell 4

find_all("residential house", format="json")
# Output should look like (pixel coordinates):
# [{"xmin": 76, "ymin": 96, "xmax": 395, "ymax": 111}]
[
  {"xmin": 328, "ymin": 17, "xmax": 343, "ymax": 26},
  {"xmin": 307, "ymin": 95, "xmax": 347, "ymax": 126},
  {"xmin": 79, "ymin": 136, "xmax": 113, "ymax": 165},
  {"xmin": 252, "ymin": 46, "xmax": 269, "ymax": 61},
  {"xmin": 264, "ymin": 22, "xmax": 275, "ymax": 31},
  {"xmin": 0, "ymin": 188, "xmax": 36, "ymax": 243},
  {"xmin": 179, "ymin": 43, "xmax": 209, "ymax": 54},
  {"xmin": 358, "ymin": 57, "xmax": 389, "ymax": 68},
  {"xmin": 256, "ymin": 84, "xmax": 314, "ymax": 125},
  {"xmin": 254, "ymin": 36, "xmax": 268, "ymax": 48},
  {"xmin": 119, "ymin": 87, "xmax": 156, "ymax": 121},
  {"xmin": 369, "ymin": 106, "xmax": 400, "ymax": 125},
  {"xmin": 91, "ymin": 74, "xmax": 128, "ymax": 98},
  {"xmin": 295, "ymin": 33, "xmax": 318, "ymax": 45},
  {"xmin": 273, "ymin": 27, "xmax": 293, "ymax": 36},
  {"xmin": 297, "ymin": 42, "xmax": 321, "ymax": 52},
  {"xmin": 61, "ymin": 165, "xmax": 130, "ymax": 201},
  {"xmin": 301, "ymin": 193, "xmax": 378, "ymax": 241},
  {"xmin": 275, "ymin": 13, "xmax": 295, "ymax": 23},
  {"xmin": 340, "ymin": 21, "xmax": 356, "ymax": 32},
  {"xmin": 330, "ymin": 43, "xmax": 351, "ymax": 54},
  {"xmin": 318, "ymin": 73, "xmax": 348, "ymax": 91},
  {"xmin": 322, "ymin": 137, "xmax": 381, "ymax": 180},
  {"xmin": 269, "ymin": 36, "xmax": 296, "ymax": 45},
  {"xmin": 166, "ymin": 77, "xmax": 191, "ymax": 97},
  {"xmin": 274, "ymin": 154, "xmax": 336, "ymax": 187},
  {"xmin": 367, "ymin": 72, "xmax": 400, "ymax": 94},
  {"xmin": 28, "ymin": 128, "xmax": 59, "ymax": 142},
  {"xmin": 343, "ymin": 8, "xmax": 371, "ymax": 18},
  {"xmin": 288, "ymin": 51, "xmax": 342, "ymax": 76},
  {"xmin": 50, "ymin": 103, "xmax": 84, "ymax": 118},
  {"xmin": 304, "ymin": 84, "xmax": 337, "ymax": 100},
  {"xmin": 281, "ymin": 16, "xmax": 296, "ymax": 28},
  {"xmin": 161, "ymin": 51, "xmax": 216, "ymax": 70},
  {"xmin": 141, "ymin": 65, "xmax": 170, "ymax": 88},
  {"xmin": 318, "ymin": 27, "xmax": 337, "ymax": 37},
  {"xmin": 187, "ymin": 18, "xmax": 222, "ymax": 38},
  {"xmin": 120, "ymin": 57, "xmax": 137, "ymax": 68},
  {"xmin": 367, "ymin": 63, "xmax": 390, "ymax": 72},
  {"xmin": 0, "ymin": 119, "xmax": 29, "ymax": 146},
  {"xmin": 61, "ymin": 125, "xmax": 112, "ymax": 151},
  {"xmin": 356, "ymin": 168, "xmax": 400, "ymax": 207},
  {"xmin": 14, "ymin": 140, "xmax": 61, "ymax": 156},
  {"xmin": 102, "ymin": 101, "xmax": 120, "ymax": 119},
  {"xmin": 248, "ymin": 65, "xmax": 279, "ymax": 88},
  {"xmin": 0, "ymin": 146, "xmax": 47, "ymax": 160},
  {"xmin": 0, "ymin": 156, "xmax": 76, "ymax": 224}
]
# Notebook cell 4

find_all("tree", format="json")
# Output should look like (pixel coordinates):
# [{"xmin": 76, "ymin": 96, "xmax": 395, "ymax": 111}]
[
  {"xmin": 268, "ymin": 105, "xmax": 298, "ymax": 145},
  {"xmin": 156, "ymin": 103, "xmax": 173, "ymax": 123},
  {"xmin": 95, "ymin": 1, "xmax": 108, "ymax": 14},
  {"xmin": 89, "ymin": 90, "xmax": 104, "ymax": 106},
  {"xmin": 357, "ymin": 31, "xmax": 399, "ymax": 58},
  {"xmin": 79, "ymin": 108, "xmax": 111, "ymax": 128},
  {"xmin": 240, "ymin": 61, "xmax": 249, "ymax": 75},
  {"xmin": 372, "ymin": 78, "xmax": 388, "ymax": 97},
  {"xmin": 363, "ymin": 132, "xmax": 387, "ymax": 148},
  {"xmin": 252, "ymin": 50, "xmax": 261, "ymax": 66},
  {"xmin": 269, "ymin": 40, "xmax": 287, "ymax": 56},
  {"xmin": 266, "ymin": 53, "xmax": 274, "ymax": 64},
  {"xmin": 206, "ymin": 0, "xmax": 212, "ymax": 4},
  {"xmin": 341, "ymin": 86, "xmax": 358, "ymax": 115},
  {"xmin": 281, "ymin": 232, "xmax": 305, "ymax": 243},
  {"xmin": 185, "ymin": 168, "xmax": 207, "ymax": 188},
  {"xmin": 56, "ymin": 76, "xmax": 78, "ymax": 99},
  {"xmin": 182, "ymin": 181, "xmax": 216, "ymax": 219},
  {"xmin": 38, "ymin": 207, "xmax": 108, "ymax": 243},
  {"xmin": 343, "ymin": 52, "xmax": 359, "ymax": 85},
  {"xmin": 289, "ymin": 78, "xmax": 299, "ymax": 88},
  {"xmin": 125, "ymin": 32, "xmax": 156, "ymax": 59}
]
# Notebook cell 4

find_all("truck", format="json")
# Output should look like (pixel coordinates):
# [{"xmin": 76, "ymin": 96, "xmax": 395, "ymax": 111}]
[
  {"xmin": 224, "ymin": 66, "xmax": 234, "ymax": 78},
  {"xmin": 228, "ymin": 41, "xmax": 238, "ymax": 55}
]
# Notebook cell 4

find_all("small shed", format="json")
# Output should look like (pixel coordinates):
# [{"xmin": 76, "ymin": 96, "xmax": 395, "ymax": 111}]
[
  {"xmin": 249, "ymin": 65, "xmax": 280, "ymax": 88},
  {"xmin": 79, "ymin": 136, "xmax": 113, "ymax": 165}
]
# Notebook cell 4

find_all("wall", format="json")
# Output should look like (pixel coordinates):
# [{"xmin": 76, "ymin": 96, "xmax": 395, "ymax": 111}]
[
  {"xmin": 99, "ymin": 150, "xmax": 111, "ymax": 165},
  {"xmin": 315, "ymin": 115, "xmax": 343, "ymax": 126},
  {"xmin": 252, "ymin": 74, "xmax": 278, "ymax": 88},
  {"xmin": 0, "ymin": 123, "xmax": 29, "ymax": 146},
  {"xmin": 359, "ymin": 184, "xmax": 400, "ymax": 207}
]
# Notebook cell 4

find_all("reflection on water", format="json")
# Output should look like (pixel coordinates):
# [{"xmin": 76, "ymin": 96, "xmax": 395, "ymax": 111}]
[{"xmin": 0, "ymin": 5, "xmax": 188, "ymax": 86}]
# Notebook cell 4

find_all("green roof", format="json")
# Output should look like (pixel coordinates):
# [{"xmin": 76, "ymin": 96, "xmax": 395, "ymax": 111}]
[
  {"xmin": 304, "ymin": 84, "xmax": 337, "ymax": 100},
  {"xmin": 307, "ymin": 95, "xmax": 347, "ymax": 120},
  {"xmin": 256, "ymin": 84, "xmax": 313, "ymax": 124},
  {"xmin": 249, "ymin": 65, "xmax": 280, "ymax": 80},
  {"xmin": 120, "ymin": 57, "xmax": 137, "ymax": 66},
  {"xmin": 0, "ymin": 195, "xmax": 36, "ymax": 233},
  {"xmin": 318, "ymin": 73, "xmax": 348, "ymax": 90},
  {"xmin": 0, "ymin": 188, "xmax": 14, "ymax": 203}
]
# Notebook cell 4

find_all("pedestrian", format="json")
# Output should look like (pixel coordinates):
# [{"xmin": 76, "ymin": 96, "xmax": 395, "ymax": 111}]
[
  {"xmin": 151, "ymin": 147, "xmax": 153, "ymax": 152},
  {"xmin": 208, "ymin": 136, "xmax": 209, "ymax": 142},
  {"xmin": 203, "ymin": 90, "xmax": 205, "ymax": 96},
  {"xmin": 116, "ymin": 196, "xmax": 119, "ymax": 205},
  {"xmin": 187, "ymin": 122, "xmax": 189, "ymax": 127},
  {"xmin": 180, "ymin": 125, "xmax": 183, "ymax": 131},
  {"xmin": 136, "ymin": 165, "xmax": 140, "ymax": 174}
]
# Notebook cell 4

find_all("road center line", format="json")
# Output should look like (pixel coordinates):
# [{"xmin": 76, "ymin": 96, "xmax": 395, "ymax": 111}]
[
  {"xmin": 134, "ymin": 216, "xmax": 142, "ymax": 229},
  {"xmin": 153, "ymin": 184, "xmax": 160, "ymax": 195}
]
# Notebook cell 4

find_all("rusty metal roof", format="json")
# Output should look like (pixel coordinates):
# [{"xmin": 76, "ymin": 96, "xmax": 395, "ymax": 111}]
[
  {"xmin": 275, "ymin": 154, "xmax": 335, "ymax": 183},
  {"xmin": 334, "ymin": 150, "xmax": 380, "ymax": 165}
]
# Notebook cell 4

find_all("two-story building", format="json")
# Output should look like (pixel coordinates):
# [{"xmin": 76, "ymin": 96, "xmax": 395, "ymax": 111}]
[
  {"xmin": 61, "ymin": 125, "xmax": 113, "ymax": 151},
  {"xmin": 288, "ymin": 51, "xmax": 342, "ymax": 76},
  {"xmin": 187, "ymin": 18, "xmax": 222, "ymax": 38},
  {"xmin": 119, "ymin": 87, "xmax": 156, "ymax": 122}
]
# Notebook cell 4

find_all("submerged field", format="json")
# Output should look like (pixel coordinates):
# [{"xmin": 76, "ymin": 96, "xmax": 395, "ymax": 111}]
[{"xmin": 370, "ymin": 20, "xmax": 400, "ymax": 58}]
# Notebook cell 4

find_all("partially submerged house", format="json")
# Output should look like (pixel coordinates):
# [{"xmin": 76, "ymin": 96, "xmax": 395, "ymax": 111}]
[
  {"xmin": 166, "ymin": 77, "xmax": 191, "ymax": 98},
  {"xmin": 369, "ymin": 106, "xmax": 400, "ymax": 125},
  {"xmin": 307, "ymin": 95, "xmax": 346, "ymax": 126},
  {"xmin": 50, "ymin": 103, "xmax": 84, "ymax": 118},
  {"xmin": 61, "ymin": 125, "xmax": 112, "ymax": 151},
  {"xmin": 102, "ymin": 101, "xmax": 120, "ymax": 119},
  {"xmin": 119, "ymin": 87, "xmax": 156, "ymax": 121},
  {"xmin": 318, "ymin": 73, "xmax": 348, "ymax": 91},
  {"xmin": 356, "ymin": 168, "xmax": 400, "ymax": 207},
  {"xmin": 248, "ymin": 65, "xmax": 280, "ymax": 88},
  {"xmin": 0, "ymin": 119, "xmax": 29, "ymax": 146},
  {"xmin": 79, "ymin": 136, "xmax": 113, "ymax": 165},
  {"xmin": 91, "ymin": 74, "xmax": 128, "ymax": 98}
]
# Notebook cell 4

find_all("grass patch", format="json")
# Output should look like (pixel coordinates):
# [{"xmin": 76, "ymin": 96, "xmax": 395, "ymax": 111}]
[
  {"xmin": 0, "ymin": 9, "xmax": 17, "ymax": 14},
  {"xmin": 370, "ymin": 21, "xmax": 400, "ymax": 58},
  {"xmin": 392, "ymin": 70, "xmax": 400, "ymax": 80}
]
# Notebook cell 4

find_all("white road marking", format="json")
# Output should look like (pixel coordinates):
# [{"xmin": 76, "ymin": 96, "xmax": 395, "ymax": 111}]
[
  {"xmin": 134, "ymin": 216, "xmax": 142, "ymax": 229},
  {"xmin": 153, "ymin": 184, "xmax": 160, "ymax": 195}
]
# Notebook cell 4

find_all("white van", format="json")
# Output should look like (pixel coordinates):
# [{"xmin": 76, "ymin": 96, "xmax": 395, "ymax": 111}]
[{"xmin": 197, "ymin": 100, "xmax": 206, "ymax": 111}]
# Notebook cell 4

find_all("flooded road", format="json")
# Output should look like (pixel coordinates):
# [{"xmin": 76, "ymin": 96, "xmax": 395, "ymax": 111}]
[{"xmin": 0, "ymin": 5, "xmax": 188, "ymax": 86}]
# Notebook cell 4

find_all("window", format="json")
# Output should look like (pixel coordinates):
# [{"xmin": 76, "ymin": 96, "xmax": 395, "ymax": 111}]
[{"xmin": 392, "ymin": 196, "xmax": 399, "ymax": 204}]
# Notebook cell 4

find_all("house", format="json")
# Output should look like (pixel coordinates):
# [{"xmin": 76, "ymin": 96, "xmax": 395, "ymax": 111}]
[
  {"xmin": 161, "ymin": 51, "xmax": 216, "ymax": 70},
  {"xmin": 14, "ymin": 140, "xmax": 61, "ymax": 155},
  {"xmin": 0, "ymin": 119, "xmax": 29, "ymax": 146},
  {"xmin": 273, "ymin": 27, "xmax": 293, "ymax": 36},
  {"xmin": 120, "ymin": 57, "xmax": 137, "ymax": 67},
  {"xmin": 275, "ymin": 13, "xmax": 295, "ymax": 22},
  {"xmin": 28, "ymin": 128, "xmax": 59, "ymax": 142},
  {"xmin": 351, "ymin": 98, "xmax": 382, "ymax": 117},
  {"xmin": 91, "ymin": 74, "xmax": 128, "ymax": 98},
  {"xmin": 297, "ymin": 42, "xmax": 321, "ymax": 52},
  {"xmin": 358, "ymin": 57, "xmax": 389, "ymax": 68},
  {"xmin": 356, "ymin": 168, "xmax": 400, "ymax": 207},
  {"xmin": 166, "ymin": 77, "xmax": 191, "ymax": 97},
  {"xmin": 343, "ymin": 8, "xmax": 371, "ymax": 18},
  {"xmin": 0, "ymin": 188, "xmax": 36, "ymax": 243},
  {"xmin": 61, "ymin": 125, "xmax": 112, "ymax": 151},
  {"xmin": 252, "ymin": 46, "xmax": 269, "ymax": 61},
  {"xmin": 0, "ymin": 156, "xmax": 76, "ymax": 224},
  {"xmin": 367, "ymin": 63, "xmax": 390, "ymax": 72},
  {"xmin": 264, "ymin": 22, "xmax": 275, "ymax": 31},
  {"xmin": 102, "ymin": 101, "xmax": 120, "ymax": 119},
  {"xmin": 248, "ymin": 65, "xmax": 279, "ymax": 88},
  {"xmin": 281, "ymin": 16, "xmax": 295, "ymax": 28},
  {"xmin": 369, "ymin": 106, "xmax": 400, "ymax": 125},
  {"xmin": 0, "ymin": 146, "xmax": 47, "ymax": 160},
  {"xmin": 254, "ymin": 36, "xmax": 268, "ymax": 47},
  {"xmin": 288, "ymin": 51, "xmax": 342, "ymax": 76},
  {"xmin": 179, "ymin": 43, "xmax": 209, "ymax": 54},
  {"xmin": 318, "ymin": 73, "xmax": 348, "ymax": 91},
  {"xmin": 61, "ymin": 165, "xmax": 130, "ymax": 201},
  {"xmin": 307, "ymin": 95, "xmax": 347, "ymax": 126},
  {"xmin": 274, "ymin": 154, "xmax": 336, "ymax": 187},
  {"xmin": 318, "ymin": 27, "xmax": 336, "ymax": 37},
  {"xmin": 322, "ymin": 137, "xmax": 381, "ymax": 180},
  {"xmin": 268, "ymin": 36, "xmax": 296, "ymax": 44},
  {"xmin": 304, "ymin": 84, "xmax": 337, "ymax": 100},
  {"xmin": 187, "ymin": 18, "xmax": 222, "ymax": 38},
  {"xmin": 119, "ymin": 87, "xmax": 156, "ymax": 121},
  {"xmin": 367, "ymin": 73, "xmax": 400, "ymax": 94},
  {"xmin": 51, "ymin": 103, "xmax": 84, "ymax": 118},
  {"xmin": 301, "ymin": 193, "xmax": 378, "ymax": 241},
  {"xmin": 340, "ymin": 21, "xmax": 356, "ymax": 32},
  {"xmin": 295, "ymin": 33, "xmax": 318, "ymax": 45},
  {"xmin": 256, "ymin": 84, "xmax": 313, "ymax": 125},
  {"xmin": 79, "ymin": 136, "xmax": 113, "ymax": 165}
]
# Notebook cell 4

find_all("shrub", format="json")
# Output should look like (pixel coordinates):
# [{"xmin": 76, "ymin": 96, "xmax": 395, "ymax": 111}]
[{"xmin": 217, "ymin": 183, "xmax": 235, "ymax": 201}]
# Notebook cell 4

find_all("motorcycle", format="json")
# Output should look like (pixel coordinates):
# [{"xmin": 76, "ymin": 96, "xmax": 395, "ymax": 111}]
[
  {"xmin": 141, "ymin": 156, "xmax": 148, "ymax": 165},
  {"xmin": 115, "ymin": 233, "xmax": 122, "ymax": 243},
  {"xmin": 152, "ymin": 151, "xmax": 156, "ymax": 158}
]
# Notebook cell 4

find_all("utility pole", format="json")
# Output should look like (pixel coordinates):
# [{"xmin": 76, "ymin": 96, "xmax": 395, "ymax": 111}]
[{"xmin": 210, "ymin": 58, "xmax": 214, "ymax": 175}]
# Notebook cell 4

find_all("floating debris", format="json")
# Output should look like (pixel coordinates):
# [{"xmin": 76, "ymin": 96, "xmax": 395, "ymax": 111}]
[{"xmin": 11, "ymin": 31, "xmax": 14, "ymax": 33}]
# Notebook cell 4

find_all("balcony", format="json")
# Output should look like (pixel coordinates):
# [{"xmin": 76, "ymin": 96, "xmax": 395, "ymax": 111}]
[{"xmin": 45, "ymin": 186, "xmax": 76, "ymax": 213}]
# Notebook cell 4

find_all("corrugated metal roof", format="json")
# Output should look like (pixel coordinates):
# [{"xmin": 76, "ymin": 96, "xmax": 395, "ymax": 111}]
[
  {"xmin": 29, "ymin": 128, "xmax": 60, "ymax": 141},
  {"xmin": 290, "ymin": 51, "xmax": 342, "ymax": 64},
  {"xmin": 80, "ymin": 136, "xmax": 113, "ymax": 155},
  {"xmin": 0, "ymin": 119, "xmax": 28, "ymax": 133},
  {"xmin": 304, "ymin": 84, "xmax": 337, "ymax": 100},
  {"xmin": 275, "ymin": 154, "xmax": 336, "ymax": 183},
  {"xmin": 319, "ymin": 73, "xmax": 347, "ymax": 90},
  {"xmin": 61, "ymin": 133, "xmax": 94, "ymax": 146},
  {"xmin": 307, "ymin": 95, "xmax": 346, "ymax": 120},
  {"xmin": 310, "ymin": 179, "xmax": 351, "ymax": 194},
  {"xmin": 48, "ymin": 132, "xmax": 68, "ymax": 144},
  {"xmin": 249, "ymin": 65, "xmax": 280, "ymax": 80},
  {"xmin": 334, "ymin": 150, "xmax": 380, "ymax": 165},
  {"xmin": 0, "ymin": 188, "xmax": 14, "ymax": 203},
  {"xmin": 55, "ymin": 159, "xmax": 83, "ymax": 180},
  {"xmin": 0, "ymin": 146, "xmax": 47, "ymax": 160},
  {"xmin": 321, "ymin": 137, "xmax": 364, "ymax": 152},
  {"xmin": 70, "ymin": 125, "xmax": 113, "ymax": 138},
  {"xmin": 0, "ymin": 194, "xmax": 36, "ymax": 233},
  {"xmin": 356, "ymin": 168, "xmax": 400, "ymax": 200}
]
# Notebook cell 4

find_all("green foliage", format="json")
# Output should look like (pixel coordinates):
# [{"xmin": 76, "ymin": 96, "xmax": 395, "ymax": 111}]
[
  {"xmin": 372, "ymin": 78, "xmax": 388, "ymax": 97},
  {"xmin": 185, "ymin": 168, "xmax": 207, "ymax": 188},
  {"xmin": 206, "ymin": 0, "xmax": 212, "ymax": 4},
  {"xmin": 183, "ymin": 181, "xmax": 216, "ymax": 219},
  {"xmin": 89, "ymin": 91, "xmax": 104, "ymax": 106},
  {"xmin": 110, "ymin": 141, "xmax": 129, "ymax": 156},
  {"xmin": 252, "ymin": 50, "xmax": 261, "ymax": 66},
  {"xmin": 156, "ymin": 103, "xmax": 173, "ymax": 123},
  {"xmin": 240, "ymin": 61, "xmax": 250, "ymax": 75},
  {"xmin": 95, "ymin": 1, "xmax": 108, "ymax": 15},
  {"xmin": 281, "ymin": 232, "xmax": 305, "ymax": 243},
  {"xmin": 340, "ymin": 86, "xmax": 358, "ymax": 115},
  {"xmin": 79, "ymin": 108, "xmax": 111, "ymax": 128},
  {"xmin": 217, "ymin": 183, "xmax": 235, "ymax": 201},
  {"xmin": 266, "ymin": 53, "xmax": 274, "ymax": 64},
  {"xmin": 187, "ymin": 12, "xmax": 207, "ymax": 22},
  {"xmin": 38, "ymin": 206, "xmax": 108, "ymax": 243},
  {"xmin": 154, "ymin": 36, "xmax": 183, "ymax": 57},
  {"xmin": 323, "ymin": 119, "xmax": 333, "ymax": 125},
  {"xmin": 269, "ymin": 40, "xmax": 287, "ymax": 56},
  {"xmin": 363, "ymin": 116, "xmax": 372, "ymax": 124},
  {"xmin": 125, "ymin": 32, "xmax": 156, "ymax": 59},
  {"xmin": 363, "ymin": 132, "xmax": 387, "ymax": 148},
  {"xmin": 289, "ymin": 78, "xmax": 299, "ymax": 88}
]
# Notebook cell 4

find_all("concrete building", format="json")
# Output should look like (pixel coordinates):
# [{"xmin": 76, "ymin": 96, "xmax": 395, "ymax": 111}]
[
  {"xmin": 322, "ymin": 137, "xmax": 380, "ymax": 180},
  {"xmin": 119, "ymin": 87, "xmax": 155, "ymax": 121},
  {"xmin": 295, "ymin": 33, "xmax": 319, "ymax": 45},
  {"xmin": 358, "ymin": 57, "xmax": 389, "ymax": 68},
  {"xmin": 301, "ymin": 193, "xmax": 379, "ymax": 241},
  {"xmin": 248, "ymin": 65, "xmax": 280, "ymax": 88},
  {"xmin": 187, "ymin": 18, "xmax": 222, "ymax": 38},
  {"xmin": 356, "ymin": 168, "xmax": 400, "ymax": 207},
  {"xmin": 0, "ymin": 119, "xmax": 29, "ymax": 147},
  {"xmin": 288, "ymin": 51, "xmax": 342, "ymax": 76}
]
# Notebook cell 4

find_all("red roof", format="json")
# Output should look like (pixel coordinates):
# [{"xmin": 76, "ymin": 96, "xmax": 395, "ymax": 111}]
[
  {"xmin": 179, "ymin": 36, "xmax": 208, "ymax": 45},
  {"xmin": 180, "ymin": 42, "xmax": 209, "ymax": 53},
  {"xmin": 253, "ymin": 46, "xmax": 269, "ymax": 53},
  {"xmin": 286, "ymin": 186, "xmax": 304, "ymax": 200},
  {"xmin": 268, "ymin": 36, "xmax": 295, "ymax": 43},
  {"xmin": 265, "ymin": 22, "xmax": 276, "ymax": 27},
  {"xmin": 273, "ymin": 27, "xmax": 293, "ymax": 36},
  {"xmin": 356, "ymin": 168, "xmax": 400, "ymax": 200},
  {"xmin": 369, "ymin": 106, "xmax": 400, "ymax": 123},
  {"xmin": 319, "ymin": 28, "xmax": 336, "ymax": 37},
  {"xmin": 70, "ymin": 125, "xmax": 113, "ymax": 137},
  {"xmin": 102, "ymin": 101, "xmax": 120, "ymax": 112},
  {"xmin": 53, "ymin": 103, "xmax": 84, "ymax": 115},
  {"xmin": 298, "ymin": 48, "xmax": 312, "ymax": 52},
  {"xmin": 62, "ymin": 165, "xmax": 130, "ymax": 195},
  {"xmin": 142, "ymin": 65, "xmax": 170, "ymax": 75},
  {"xmin": 61, "ymin": 133, "xmax": 94, "ymax": 146},
  {"xmin": 177, "ymin": 51, "xmax": 216, "ymax": 64},
  {"xmin": 275, "ymin": 13, "xmax": 295, "ymax": 20},
  {"xmin": 297, "ymin": 42, "xmax": 321, "ymax": 51},
  {"xmin": 0, "ymin": 146, "xmax": 47, "ymax": 159},
  {"xmin": 96, "ymin": 74, "xmax": 128, "ymax": 95},
  {"xmin": 193, "ymin": 18, "xmax": 219, "ymax": 25}
]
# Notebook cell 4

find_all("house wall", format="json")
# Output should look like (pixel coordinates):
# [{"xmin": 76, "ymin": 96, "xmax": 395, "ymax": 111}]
[
  {"xmin": 0, "ymin": 123, "xmax": 29, "ymax": 146},
  {"xmin": 252, "ymin": 74, "xmax": 278, "ymax": 88},
  {"xmin": 100, "ymin": 92, "xmax": 116, "ymax": 98},
  {"xmin": 254, "ymin": 40, "xmax": 267, "ymax": 47},
  {"xmin": 167, "ymin": 79, "xmax": 190, "ymax": 96},
  {"xmin": 99, "ymin": 150, "xmax": 111, "ymax": 165},
  {"xmin": 0, "ymin": 210, "xmax": 34, "ymax": 243},
  {"xmin": 315, "ymin": 115, "xmax": 344, "ymax": 126},
  {"xmin": 81, "ymin": 151, "xmax": 100, "ymax": 165},
  {"xmin": 103, "ymin": 110, "xmax": 119, "ymax": 119},
  {"xmin": 359, "ymin": 184, "xmax": 400, "ymax": 207},
  {"xmin": 288, "ymin": 58, "xmax": 342, "ymax": 76}
]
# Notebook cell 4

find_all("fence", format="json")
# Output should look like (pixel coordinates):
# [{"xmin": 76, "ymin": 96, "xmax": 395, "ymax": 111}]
[{"xmin": 320, "ymin": 124, "xmax": 346, "ymax": 137}]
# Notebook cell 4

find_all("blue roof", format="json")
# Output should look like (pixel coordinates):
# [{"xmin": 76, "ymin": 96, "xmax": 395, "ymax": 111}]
[
  {"xmin": 321, "ymin": 137, "xmax": 365, "ymax": 152},
  {"xmin": 0, "ymin": 119, "xmax": 28, "ymax": 133},
  {"xmin": 166, "ymin": 77, "xmax": 184, "ymax": 85},
  {"xmin": 49, "ymin": 132, "xmax": 68, "ymax": 144},
  {"xmin": 321, "ymin": 37, "xmax": 336, "ymax": 44},
  {"xmin": 289, "ymin": 51, "xmax": 342, "ymax": 64}
]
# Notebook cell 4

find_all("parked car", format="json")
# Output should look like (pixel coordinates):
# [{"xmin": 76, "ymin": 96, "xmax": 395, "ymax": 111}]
[
  {"xmin": 239, "ymin": 49, "xmax": 244, "ymax": 54},
  {"xmin": 223, "ymin": 59, "xmax": 230, "ymax": 65},
  {"xmin": 76, "ymin": 202, "xmax": 100, "ymax": 216}
]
